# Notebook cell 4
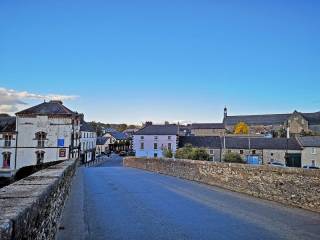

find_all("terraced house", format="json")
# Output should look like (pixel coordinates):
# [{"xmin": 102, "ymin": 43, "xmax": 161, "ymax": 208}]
[{"xmin": 0, "ymin": 100, "xmax": 81, "ymax": 177}]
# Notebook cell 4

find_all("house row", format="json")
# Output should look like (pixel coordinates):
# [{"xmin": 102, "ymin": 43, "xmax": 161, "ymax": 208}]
[
  {"xmin": 133, "ymin": 123, "xmax": 320, "ymax": 168},
  {"xmin": 0, "ymin": 100, "xmax": 96, "ymax": 178},
  {"xmin": 96, "ymin": 128, "xmax": 131, "ymax": 155}
]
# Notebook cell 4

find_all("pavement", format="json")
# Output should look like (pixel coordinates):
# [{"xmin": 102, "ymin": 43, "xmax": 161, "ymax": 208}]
[{"xmin": 57, "ymin": 155, "xmax": 320, "ymax": 240}]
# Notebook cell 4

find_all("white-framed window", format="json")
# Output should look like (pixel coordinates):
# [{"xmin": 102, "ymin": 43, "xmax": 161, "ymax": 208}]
[
  {"xmin": 140, "ymin": 136, "xmax": 144, "ymax": 140},
  {"xmin": 168, "ymin": 136, "xmax": 171, "ymax": 140},
  {"xmin": 140, "ymin": 142, "xmax": 144, "ymax": 150},
  {"xmin": 312, "ymin": 148, "xmax": 317, "ymax": 155},
  {"xmin": 154, "ymin": 143, "xmax": 158, "ymax": 150},
  {"xmin": 209, "ymin": 149, "xmax": 214, "ymax": 155},
  {"xmin": 168, "ymin": 143, "xmax": 172, "ymax": 150},
  {"xmin": 154, "ymin": 136, "xmax": 158, "ymax": 140},
  {"xmin": 35, "ymin": 132, "xmax": 46, "ymax": 148},
  {"xmin": 4, "ymin": 134, "xmax": 12, "ymax": 147}
]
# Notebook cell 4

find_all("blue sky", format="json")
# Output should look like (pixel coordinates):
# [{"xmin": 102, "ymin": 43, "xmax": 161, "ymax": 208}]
[{"xmin": 0, "ymin": 0, "xmax": 319, "ymax": 124}]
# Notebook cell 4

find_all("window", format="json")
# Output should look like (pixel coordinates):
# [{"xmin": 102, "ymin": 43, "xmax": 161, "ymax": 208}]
[
  {"xmin": 271, "ymin": 153, "xmax": 274, "ymax": 156},
  {"xmin": 312, "ymin": 148, "xmax": 317, "ymax": 155},
  {"xmin": 140, "ymin": 142, "xmax": 144, "ymax": 150},
  {"xmin": 312, "ymin": 160, "xmax": 315, "ymax": 167},
  {"xmin": 168, "ymin": 143, "xmax": 172, "ymax": 150},
  {"xmin": 2, "ymin": 152, "xmax": 11, "ymax": 169},
  {"xmin": 36, "ymin": 151, "xmax": 45, "ymax": 164},
  {"xmin": 168, "ymin": 136, "xmax": 171, "ymax": 140},
  {"xmin": 35, "ymin": 132, "xmax": 46, "ymax": 148},
  {"xmin": 154, "ymin": 143, "xmax": 158, "ymax": 150},
  {"xmin": 140, "ymin": 136, "xmax": 144, "ymax": 140},
  {"xmin": 252, "ymin": 150, "xmax": 256, "ymax": 155},
  {"xmin": 154, "ymin": 136, "xmax": 158, "ymax": 140},
  {"xmin": 154, "ymin": 153, "xmax": 158, "ymax": 158},
  {"xmin": 209, "ymin": 149, "xmax": 214, "ymax": 155},
  {"xmin": 240, "ymin": 150, "xmax": 244, "ymax": 155},
  {"xmin": 4, "ymin": 134, "xmax": 12, "ymax": 147}
]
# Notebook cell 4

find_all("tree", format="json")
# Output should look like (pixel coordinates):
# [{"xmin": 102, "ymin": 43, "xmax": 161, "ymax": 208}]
[
  {"xmin": 234, "ymin": 122, "xmax": 249, "ymax": 134},
  {"xmin": 223, "ymin": 152, "xmax": 245, "ymax": 163},
  {"xmin": 163, "ymin": 148, "xmax": 173, "ymax": 158},
  {"xmin": 116, "ymin": 124, "xmax": 128, "ymax": 132}
]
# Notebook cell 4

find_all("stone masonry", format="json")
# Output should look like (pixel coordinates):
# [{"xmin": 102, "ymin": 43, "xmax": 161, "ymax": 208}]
[
  {"xmin": 124, "ymin": 157, "xmax": 320, "ymax": 213},
  {"xmin": 0, "ymin": 159, "xmax": 77, "ymax": 240}
]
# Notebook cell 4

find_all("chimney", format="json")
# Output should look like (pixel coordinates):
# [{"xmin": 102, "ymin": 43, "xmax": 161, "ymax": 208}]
[{"xmin": 224, "ymin": 106, "xmax": 228, "ymax": 118}]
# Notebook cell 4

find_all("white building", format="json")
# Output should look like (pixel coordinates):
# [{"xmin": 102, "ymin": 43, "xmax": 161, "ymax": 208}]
[
  {"xmin": 0, "ymin": 115, "xmax": 17, "ymax": 177},
  {"xmin": 80, "ymin": 118, "xmax": 97, "ymax": 163},
  {"xmin": 0, "ymin": 100, "xmax": 81, "ymax": 177},
  {"xmin": 133, "ymin": 124, "xmax": 178, "ymax": 158},
  {"xmin": 96, "ymin": 137, "xmax": 111, "ymax": 156}
]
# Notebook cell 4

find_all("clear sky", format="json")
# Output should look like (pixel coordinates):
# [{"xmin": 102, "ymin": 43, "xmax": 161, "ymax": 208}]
[{"xmin": 0, "ymin": 0, "xmax": 319, "ymax": 124}]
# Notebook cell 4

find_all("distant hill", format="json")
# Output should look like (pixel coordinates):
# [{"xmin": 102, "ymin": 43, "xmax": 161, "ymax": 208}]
[{"xmin": 87, "ymin": 121, "xmax": 140, "ymax": 136}]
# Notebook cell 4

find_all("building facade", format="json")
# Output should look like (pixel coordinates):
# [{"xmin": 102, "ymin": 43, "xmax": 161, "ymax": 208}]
[
  {"xmin": 80, "ymin": 119, "xmax": 97, "ymax": 163},
  {"xmin": 190, "ymin": 123, "xmax": 226, "ymax": 136},
  {"xmin": 133, "ymin": 124, "xmax": 178, "ymax": 158},
  {"xmin": 0, "ymin": 116, "xmax": 17, "ymax": 177},
  {"xmin": 297, "ymin": 136, "xmax": 320, "ymax": 167},
  {"xmin": 0, "ymin": 101, "xmax": 81, "ymax": 177}
]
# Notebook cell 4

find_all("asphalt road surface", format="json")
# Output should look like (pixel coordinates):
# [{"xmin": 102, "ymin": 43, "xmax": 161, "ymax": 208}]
[{"xmin": 57, "ymin": 155, "xmax": 320, "ymax": 240}]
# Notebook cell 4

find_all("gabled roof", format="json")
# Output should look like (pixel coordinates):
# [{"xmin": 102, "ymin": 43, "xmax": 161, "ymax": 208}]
[
  {"xmin": 96, "ymin": 137, "xmax": 109, "ymax": 145},
  {"xmin": 224, "ymin": 111, "xmax": 320, "ymax": 126},
  {"xmin": 16, "ymin": 100, "xmax": 76, "ymax": 116},
  {"xmin": 134, "ymin": 125, "xmax": 178, "ymax": 135},
  {"xmin": 0, "ymin": 116, "xmax": 16, "ymax": 132},
  {"xmin": 191, "ymin": 123, "xmax": 225, "ymax": 130},
  {"xmin": 109, "ymin": 131, "xmax": 129, "ymax": 140},
  {"xmin": 179, "ymin": 136, "xmax": 221, "ymax": 149},
  {"xmin": 104, "ymin": 128, "xmax": 117, "ymax": 133},
  {"xmin": 298, "ymin": 136, "xmax": 320, "ymax": 147},
  {"xmin": 80, "ymin": 121, "xmax": 95, "ymax": 132},
  {"xmin": 223, "ymin": 137, "xmax": 302, "ymax": 150},
  {"xmin": 224, "ymin": 114, "xmax": 290, "ymax": 126}
]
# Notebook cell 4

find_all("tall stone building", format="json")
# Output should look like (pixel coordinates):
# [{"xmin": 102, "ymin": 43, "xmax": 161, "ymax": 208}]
[{"xmin": 223, "ymin": 108, "xmax": 320, "ymax": 135}]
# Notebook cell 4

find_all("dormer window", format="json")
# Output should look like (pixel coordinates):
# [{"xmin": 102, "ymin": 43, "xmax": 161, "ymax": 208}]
[{"xmin": 35, "ymin": 132, "xmax": 47, "ymax": 148}]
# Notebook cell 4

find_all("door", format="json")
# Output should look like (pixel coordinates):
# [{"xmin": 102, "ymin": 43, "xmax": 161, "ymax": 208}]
[{"xmin": 286, "ymin": 153, "xmax": 301, "ymax": 168}]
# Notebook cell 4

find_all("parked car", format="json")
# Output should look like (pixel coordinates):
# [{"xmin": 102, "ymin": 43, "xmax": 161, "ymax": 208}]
[
  {"xmin": 303, "ymin": 166, "xmax": 320, "ymax": 170},
  {"xmin": 119, "ymin": 151, "xmax": 127, "ymax": 157},
  {"xmin": 268, "ymin": 162, "xmax": 286, "ymax": 167}
]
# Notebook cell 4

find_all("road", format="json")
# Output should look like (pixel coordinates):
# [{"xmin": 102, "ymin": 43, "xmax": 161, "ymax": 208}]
[{"xmin": 57, "ymin": 155, "xmax": 320, "ymax": 240}]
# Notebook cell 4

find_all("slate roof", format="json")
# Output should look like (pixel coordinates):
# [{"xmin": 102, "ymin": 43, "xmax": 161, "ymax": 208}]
[
  {"xmin": 179, "ymin": 136, "xmax": 221, "ymax": 148},
  {"xmin": 16, "ymin": 100, "xmax": 76, "ymax": 116},
  {"xmin": 0, "ymin": 116, "xmax": 16, "ymax": 132},
  {"xmin": 134, "ymin": 125, "xmax": 178, "ymax": 135},
  {"xmin": 80, "ymin": 121, "xmax": 95, "ymax": 132},
  {"xmin": 297, "ymin": 136, "xmax": 320, "ymax": 147},
  {"xmin": 109, "ymin": 131, "xmax": 129, "ymax": 140},
  {"xmin": 224, "ymin": 111, "xmax": 320, "ymax": 126},
  {"xmin": 96, "ymin": 137, "xmax": 109, "ymax": 145},
  {"xmin": 223, "ymin": 137, "xmax": 302, "ymax": 150},
  {"xmin": 224, "ymin": 114, "xmax": 290, "ymax": 126},
  {"xmin": 190, "ymin": 123, "xmax": 225, "ymax": 129}
]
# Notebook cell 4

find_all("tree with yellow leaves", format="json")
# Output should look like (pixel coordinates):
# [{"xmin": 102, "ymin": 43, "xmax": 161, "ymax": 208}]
[{"xmin": 234, "ymin": 122, "xmax": 249, "ymax": 134}]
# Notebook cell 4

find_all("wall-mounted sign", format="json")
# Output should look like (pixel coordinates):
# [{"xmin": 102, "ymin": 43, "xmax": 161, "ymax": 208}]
[
  {"xmin": 58, "ymin": 139, "xmax": 65, "ymax": 147},
  {"xmin": 59, "ymin": 149, "xmax": 67, "ymax": 158}
]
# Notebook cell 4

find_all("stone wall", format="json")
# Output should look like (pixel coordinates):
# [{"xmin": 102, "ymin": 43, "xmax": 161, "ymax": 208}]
[
  {"xmin": 0, "ymin": 159, "xmax": 77, "ymax": 240},
  {"xmin": 124, "ymin": 157, "xmax": 320, "ymax": 213}
]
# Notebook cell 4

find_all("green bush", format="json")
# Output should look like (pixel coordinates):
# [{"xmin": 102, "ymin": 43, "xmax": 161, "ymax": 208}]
[
  {"xmin": 175, "ymin": 144, "xmax": 210, "ymax": 161},
  {"xmin": 163, "ymin": 148, "xmax": 173, "ymax": 158},
  {"xmin": 223, "ymin": 152, "xmax": 245, "ymax": 163}
]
